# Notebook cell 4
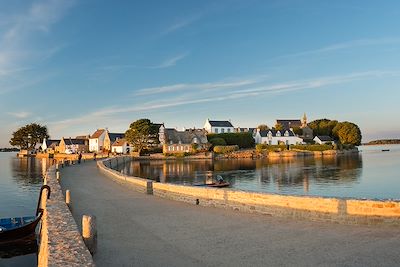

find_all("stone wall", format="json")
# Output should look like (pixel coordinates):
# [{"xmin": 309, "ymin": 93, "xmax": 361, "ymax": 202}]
[
  {"xmin": 98, "ymin": 157, "xmax": 400, "ymax": 226},
  {"xmin": 38, "ymin": 165, "xmax": 94, "ymax": 267}
]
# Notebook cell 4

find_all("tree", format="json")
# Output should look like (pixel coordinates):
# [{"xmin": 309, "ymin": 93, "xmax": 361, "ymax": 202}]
[
  {"xmin": 309, "ymin": 119, "xmax": 338, "ymax": 136},
  {"xmin": 292, "ymin": 126, "xmax": 302, "ymax": 136},
  {"xmin": 125, "ymin": 119, "xmax": 159, "ymax": 155},
  {"xmin": 9, "ymin": 123, "xmax": 49, "ymax": 150},
  {"xmin": 274, "ymin": 123, "xmax": 283, "ymax": 131},
  {"xmin": 332, "ymin": 122, "xmax": 362, "ymax": 146},
  {"xmin": 257, "ymin": 124, "xmax": 269, "ymax": 131}
]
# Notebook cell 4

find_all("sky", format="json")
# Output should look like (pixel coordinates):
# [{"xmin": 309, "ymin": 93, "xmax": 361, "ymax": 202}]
[{"xmin": 1, "ymin": 0, "xmax": 400, "ymax": 147}]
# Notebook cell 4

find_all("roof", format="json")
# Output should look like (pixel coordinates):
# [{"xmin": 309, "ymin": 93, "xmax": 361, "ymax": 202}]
[
  {"xmin": 315, "ymin": 135, "xmax": 334, "ymax": 142},
  {"xmin": 276, "ymin": 120, "xmax": 302, "ymax": 129},
  {"xmin": 45, "ymin": 139, "xmax": 60, "ymax": 147},
  {"xmin": 91, "ymin": 129, "xmax": 106, "ymax": 139},
  {"xmin": 63, "ymin": 138, "xmax": 86, "ymax": 145},
  {"xmin": 108, "ymin": 133, "xmax": 125, "ymax": 142},
  {"xmin": 164, "ymin": 128, "xmax": 208, "ymax": 144},
  {"xmin": 258, "ymin": 129, "xmax": 295, "ymax": 138},
  {"xmin": 76, "ymin": 135, "xmax": 90, "ymax": 140},
  {"xmin": 112, "ymin": 138, "xmax": 128, "ymax": 147},
  {"xmin": 208, "ymin": 120, "xmax": 233, "ymax": 127}
]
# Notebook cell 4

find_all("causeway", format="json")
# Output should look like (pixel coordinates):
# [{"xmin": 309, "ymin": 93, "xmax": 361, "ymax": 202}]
[{"xmin": 60, "ymin": 161, "xmax": 400, "ymax": 267}]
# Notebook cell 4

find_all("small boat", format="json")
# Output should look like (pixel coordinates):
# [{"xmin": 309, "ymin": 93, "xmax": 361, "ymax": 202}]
[
  {"xmin": 0, "ymin": 185, "xmax": 50, "ymax": 243},
  {"xmin": 204, "ymin": 182, "xmax": 230, "ymax": 188},
  {"xmin": 382, "ymin": 149, "xmax": 390, "ymax": 152}
]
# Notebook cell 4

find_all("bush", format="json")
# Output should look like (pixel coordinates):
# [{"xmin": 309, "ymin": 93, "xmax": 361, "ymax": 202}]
[
  {"xmin": 291, "ymin": 144, "xmax": 334, "ymax": 151},
  {"xmin": 209, "ymin": 137, "xmax": 226, "ymax": 146},
  {"xmin": 256, "ymin": 144, "xmax": 287, "ymax": 152},
  {"xmin": 208, "ymin": 133, "xmax": 255, "ymax": 148},
  {"xmin": 213, "ymin": 145, "xmax": 239, "ymax": 154}
]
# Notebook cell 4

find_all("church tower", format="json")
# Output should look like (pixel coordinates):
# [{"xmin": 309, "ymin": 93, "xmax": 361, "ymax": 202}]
[{"xmin": 301, "ymin": 113, "xmax": 307, "ymax": 128}]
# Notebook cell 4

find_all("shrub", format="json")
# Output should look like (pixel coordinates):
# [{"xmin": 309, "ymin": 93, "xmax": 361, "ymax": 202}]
[
  {"xmin": 209, "ymin": 137, "xmax": 227, "ymax": 146},
  {"xmin": 291, "ymin": 144, "xmax": 334, "ymax": 151},
  {"xmin": 213, "ymin": 145, "xmax": 239, "ymax": 154},
  {"xmin": 208, "ymin": 133, "xmax": 255, "ymax": 148}
]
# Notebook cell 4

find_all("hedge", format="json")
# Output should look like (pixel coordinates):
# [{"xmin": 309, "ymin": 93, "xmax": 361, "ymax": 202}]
[
  {"xmin": 256, "ymin": 144, "xmax": 287, "ymax": 152},
  {"xmin": 291, "ymin": 144, "xmax": 334, "ymax": 151},
  {"xmin": 208, "ymin": 133, "xmax": 255, "ymax": 148},
  {"xmin": 209, "ymin": 137, "xmax": 227, "ymax": 146},
  {"xmin": 213, "ymin": 145, "xmax": 239, "ymax": 154}
]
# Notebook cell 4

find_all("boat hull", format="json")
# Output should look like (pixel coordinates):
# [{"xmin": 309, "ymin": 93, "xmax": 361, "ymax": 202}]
[{"xmin": 0, "ymin": 210, "xmax": 43, "ymax": 242}]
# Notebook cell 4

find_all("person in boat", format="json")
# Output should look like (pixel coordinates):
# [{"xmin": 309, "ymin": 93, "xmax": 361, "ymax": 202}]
[{"xmin": 216, "ymin": 175, "xmax": 224, "ymax": 184}]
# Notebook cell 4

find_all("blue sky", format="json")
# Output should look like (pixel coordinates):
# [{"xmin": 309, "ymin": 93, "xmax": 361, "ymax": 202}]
[{"xmin": 1, "ymin": 0, "xmax": 400, "ymax": 146}]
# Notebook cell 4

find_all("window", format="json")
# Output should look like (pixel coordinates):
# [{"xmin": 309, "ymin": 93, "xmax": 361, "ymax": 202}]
[
  {"xmin": 227, "ymin": 129, "xmax": 231, "ymax": 133},
  {"xmin": 221, "ymin": 128, "xmax": 225, "ymax": 133},
  {"xmin": 215, "ymin": 128, "xmax": 219, "ymax": 133}
]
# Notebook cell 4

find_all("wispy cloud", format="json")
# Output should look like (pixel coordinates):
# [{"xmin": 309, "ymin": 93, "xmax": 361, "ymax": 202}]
[
  {"xmin": 0, "ymin": 0, "xmax": 75, "ymax": 93},
  {"xmin": 99, "ymin": 52, "xmax": 189, "ymax": 71},
  {"xmin": 280, "ymin": 37, "xmax": 400, "ymax": 58},
  {"xmin": 49, "ymin": 70, "xmax": 400, "ymax": 130},
  {"xmin": 135, "ymin": 78, "xmax": 262, "ymax": 96},
  {"xmin": 162, "ymin": 14, "xmax": 202, "ymax": 35},
  {"xmin": 7, "ymin": 111, "xmax": 32, "ymax": 119}
]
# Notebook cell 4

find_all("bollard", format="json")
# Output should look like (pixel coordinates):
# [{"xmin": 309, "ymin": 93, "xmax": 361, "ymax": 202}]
[
  {"xmin": 56, "ymin": 171, "xmax": 60, "ymax": 180},
  {"xmin": 82, "ymin": 215, "xmax": 97, "ymax": 255},
  {"xmin": 55, "ymin": 163, "xmax": 59, "ymax": 171},
  {"xmin": 146, "ymin": 181, "xmax": 153, "ymax": 195},
  {"xmin": 65, "ymin": 190, "xmax": 71, "ymax": 208}
]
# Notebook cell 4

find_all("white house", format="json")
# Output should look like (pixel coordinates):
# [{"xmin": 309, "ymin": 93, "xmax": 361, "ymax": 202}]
[
  {"xmin": 255, "ymin": 129, "xmax": 303, "ymax": 145},
  {"xmin": 111, "ymin": 138, "xmax": 130, "ymax": 154},
  {"xmin": 204, "ymin": 119, "xmax": 234, "ymax": 134},
  {"xmin": 314, "ymin": 135, "xmax": 334, "ymax": 145},
  {"xmin": 89, "ymin": 129, "xmax": 107, "ymax": 152}
]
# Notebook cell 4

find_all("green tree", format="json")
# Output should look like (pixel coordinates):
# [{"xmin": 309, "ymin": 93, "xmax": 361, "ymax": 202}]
[
  {"xmin": 332, "ymin": 122, "xmax": 362, "ymax": 146},
  {"xmin": 125, "ymin": 119, "xmax": 159, "ymax": 155},
  {"xmin": 309, "ymin": 119, "xmax": 338, "ymax": 136},
  {"xmin": 274, "ymin": 123, "xmax": 283, "ymax": 131},
  {"xmin": 257, "ymin": 124, "xmax": 269, "ymax": 131},
  {"xmin": 292, "ymin": 126, "xmax": 302, "ymax": 136},
  {"xmin": 9, "ymin": 123, "xmax": 49, "ymax": 150}
]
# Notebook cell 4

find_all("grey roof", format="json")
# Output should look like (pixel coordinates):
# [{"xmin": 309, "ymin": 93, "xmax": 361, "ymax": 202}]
[
  {"xmin": 208, "ymin": 120, "xmax": 233, "ymax": 127},
  {"xmin": 164, "ymin": 129, "xmax": 208, "ymax": 144},
  {"xmin": 63, "ymin": 138, "xmax": 86, "ymax": 145},
  {"xmin": 108, "ymin": 133, "xmax": 125, "ymax": 142},
  {"xmin": 276, "ymin": 120, "xmax": 302, "ymax": 129},
  {"xmin": 315, "ymin": 135, "xmax": 334, "ymax": 142},
  {"xmin": 259, "ymin": 129, "xmax": 295, "ymax": 138},
  {"xmin": 44, "ymin": 139, "xmax": 60, "ymax": 148}
]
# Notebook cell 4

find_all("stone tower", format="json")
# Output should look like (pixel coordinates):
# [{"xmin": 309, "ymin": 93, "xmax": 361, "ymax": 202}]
[{"xmin": 301, "ymin": 113, "xmax": 307, "ymax": 128}]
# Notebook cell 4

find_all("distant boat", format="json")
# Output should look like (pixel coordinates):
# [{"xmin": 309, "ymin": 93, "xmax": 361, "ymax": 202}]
[
  {"xmin": 0, "ymin": 185, "xmax": 50, "ymax": 242},
  {"xmin": 382, "ymin": 149, "xmax": 390, "ymax": 152},
  {"xmin": 194, "ymin": 182, "xmax": 230, "ymax": 188}
]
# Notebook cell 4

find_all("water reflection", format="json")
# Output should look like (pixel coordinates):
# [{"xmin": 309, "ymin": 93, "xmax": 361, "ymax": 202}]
[
  {"xmin": 116, "ymin": 154, "xmax": 363, "ymax": 196},
  {"xmin": 10, "ymin": 157, "xmax": 45, "ymax": 190}
]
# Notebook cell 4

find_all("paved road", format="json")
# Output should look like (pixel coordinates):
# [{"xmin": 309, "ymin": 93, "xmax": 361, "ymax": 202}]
[{"xmin": 60, "ymin": 161, "xmax": 400, "ymax": 267}]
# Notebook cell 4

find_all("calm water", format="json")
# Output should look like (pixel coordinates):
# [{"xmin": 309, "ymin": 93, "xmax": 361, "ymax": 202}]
[
  {"xmin": 0, "ymin": 152, "xmax": 47, "ymax": 266},
  {"xmin": 116, "ymin": 145, "xmax": 400, "ymax": 200}
]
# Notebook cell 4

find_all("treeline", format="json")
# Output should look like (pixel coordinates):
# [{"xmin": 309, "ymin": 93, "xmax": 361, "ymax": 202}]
[
  {"xmin": 367, "ymin": 139, "xmax": 400, "ymax": 145},
  {"xmin": 309, "ymin": 119, "xmax": 362, "ymax": 146}
]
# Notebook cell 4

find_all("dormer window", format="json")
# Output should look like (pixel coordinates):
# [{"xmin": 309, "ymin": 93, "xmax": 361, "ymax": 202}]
[
  {"xmin": 276, "ymin": 131, "xmax": 281, "ymax": 137},
  {"xmin": 284, "ymin": 131, "xmax": 289, "ymax": 137}
]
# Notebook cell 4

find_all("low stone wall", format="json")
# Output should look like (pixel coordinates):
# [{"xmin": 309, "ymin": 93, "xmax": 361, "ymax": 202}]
[
  {"xmin": 98, "ymin": 157, "xmax": 400, "ymax": 226},
  {"xmin": 38, "ymin": 165, "xmax": 95, "ymax": 267}
]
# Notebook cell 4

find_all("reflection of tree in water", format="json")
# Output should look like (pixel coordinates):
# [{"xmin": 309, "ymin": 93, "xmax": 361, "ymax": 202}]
[
  {"xmin": 11, "ymin": 157, "xmax": 44, "ymax": 189},
  {"xmin": 119, "ymin": 155, "xmax": 362, "ymax": 191}
]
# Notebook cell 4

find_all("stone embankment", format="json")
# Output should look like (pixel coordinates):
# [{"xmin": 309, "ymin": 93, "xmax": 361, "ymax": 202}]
[
  {"xmin": 216, "ymin": 148, "xmax": 359, "ymax": 159},
  {"xmin": 99, "ymin": 156, "xmax": 400, "ymax": 226},
  {"xmin": 38, "ymin": 165, "xmax": 94, "ymax": 267}
]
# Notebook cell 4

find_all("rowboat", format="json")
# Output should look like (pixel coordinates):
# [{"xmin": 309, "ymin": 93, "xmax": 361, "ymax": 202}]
[
  {"xmin": 194, "ymin": 182, "xmax": 230, "ymax": 188},
  {"xmin": 0, "ymin": 185, "xmax": 50, "ymax": 243}
]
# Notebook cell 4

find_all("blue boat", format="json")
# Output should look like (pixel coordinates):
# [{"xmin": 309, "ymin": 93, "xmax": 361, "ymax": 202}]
[{"xmin": 0, "ymin": 185, "xmax": 50, "ymax": 243}]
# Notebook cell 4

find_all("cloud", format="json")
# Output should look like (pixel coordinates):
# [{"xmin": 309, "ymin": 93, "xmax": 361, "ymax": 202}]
[
  {"xmin": 280, "ymin": 37, "xmax": 400, "ymax": 59},
  {"xmin": 162, "ymin": 14, "xmax": 202, "ymax": 35},
  {"xmin": 7, "ymin": 111, "xmax": 32, "ymax": 119},
  {"xmin": 0, "ymin": 0, "xmax": 75, "ymax": 92},
  {"xmin": 48, "ymin": 70, "xmax": 400, "ymax": 131},
  {"xmin": 135, "ymin": 78, "xmax": 260, "ymax": 96}
]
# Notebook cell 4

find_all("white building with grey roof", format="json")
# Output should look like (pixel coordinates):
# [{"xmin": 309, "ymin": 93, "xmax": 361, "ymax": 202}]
[{"xmin": 204, "ymin": 119, "xmax": 234, "ymax": 134}]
